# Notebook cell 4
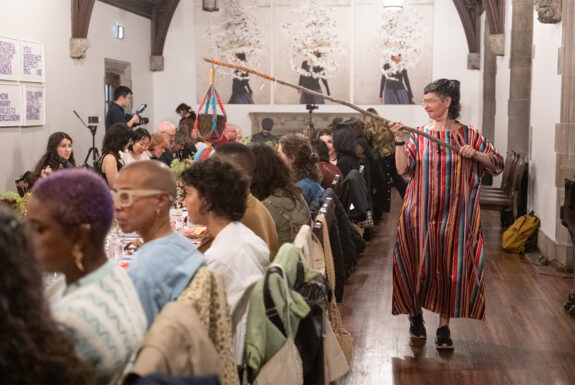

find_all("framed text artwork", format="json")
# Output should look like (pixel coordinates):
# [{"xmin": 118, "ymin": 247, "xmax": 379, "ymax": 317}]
[
  {"xmin": 0, "ymin": 83, "xmax": 22, "ymax": 127},
  {"xmin": 21, "ymin": 41, "xmax": 45, "ymax": 82},
  {"xmin": 22, "ymin": 85, "xmax": 45, "ymax": 126},
  {"xmin": 0, "ymin": 37, "xmax": 21, "ymax": 81}
]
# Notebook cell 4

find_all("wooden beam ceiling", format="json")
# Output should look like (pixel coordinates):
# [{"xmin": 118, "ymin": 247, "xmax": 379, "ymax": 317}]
[{"xmin": 98, "ymin": 0, "xmax": 160, "ymax": 19}]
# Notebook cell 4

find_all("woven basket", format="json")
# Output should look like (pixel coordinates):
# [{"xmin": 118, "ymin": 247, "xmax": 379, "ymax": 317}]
[{"xmin": 196, "ymin": 114, "xmax": 225, "ymax": 138}]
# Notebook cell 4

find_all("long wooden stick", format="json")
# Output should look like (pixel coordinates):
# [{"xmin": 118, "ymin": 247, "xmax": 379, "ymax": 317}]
[{"xmin": 203, "ymin": 58, "xmax": 495, "ymax": 171}]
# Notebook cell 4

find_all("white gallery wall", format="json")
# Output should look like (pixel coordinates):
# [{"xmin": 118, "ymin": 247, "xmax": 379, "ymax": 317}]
[
  {"xmin": 1, "ymin": 0, "xmax": 501, "ymax": 193},
  {"xmin": 530, "ymin": 11, "xmax": 561, "ymax": 253},
  {"xmin": 0, "ymin": 0, "xmax": 153, "ymax": 192}
]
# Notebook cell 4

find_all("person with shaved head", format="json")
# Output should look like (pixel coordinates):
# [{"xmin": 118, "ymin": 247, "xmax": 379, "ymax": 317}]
[{"xmin": 114, "ymin": 160, "xmax": 205, "ymax": 327}]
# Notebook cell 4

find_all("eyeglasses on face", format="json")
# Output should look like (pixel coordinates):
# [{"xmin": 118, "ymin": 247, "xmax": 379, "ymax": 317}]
[
  {"xmin": 112, "ymin": 189, "xmax": 166, "ymax": 207},
  {"xmin": 421, "ymin": 98, "xmax": 443, "ymax": 106}
]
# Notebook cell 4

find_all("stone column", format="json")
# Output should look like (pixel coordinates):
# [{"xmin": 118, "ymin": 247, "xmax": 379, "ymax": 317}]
[
  {"xmin": 483, "ymin": 18, "xmax": 497, "ymax": 143},
  {"xmin": 551, "ymin": 0, "xmax": 575, "ymax": 267},
  {"xmin": 507, "ymin": 0, "xmax": 534, "ymax": 157}
]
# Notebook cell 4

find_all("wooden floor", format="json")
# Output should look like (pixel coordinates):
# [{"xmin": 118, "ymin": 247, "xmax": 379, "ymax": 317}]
[{"xmin": 340, "ymin": 192, "xmax": 575, "ymax": 385}]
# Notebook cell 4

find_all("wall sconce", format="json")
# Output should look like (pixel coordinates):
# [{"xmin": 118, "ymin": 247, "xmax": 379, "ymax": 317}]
[
  {"xmin": 383, "ymin": 0, "xmax": 404, "ymax": 9},
  {"xmin": 114, "ymin": 23, "xmax": 125, "ymax": 40},
  {"xmin": 202, "ymin": 0, "xmax": 218, "ymax": 12}
]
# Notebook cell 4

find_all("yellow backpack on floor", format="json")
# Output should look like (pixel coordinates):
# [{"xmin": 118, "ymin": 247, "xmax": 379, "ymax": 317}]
[{"xmin": 502, "ymin": 211, "xmax": 540, "ymax": 253}]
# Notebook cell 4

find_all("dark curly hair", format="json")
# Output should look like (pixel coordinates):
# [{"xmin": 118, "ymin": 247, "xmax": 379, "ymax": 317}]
[
  {"xmin": 279, "ymin": 134, "xmax": 321, "ymax": 183},
  {"xmin": 32, "ymin": 132, "xmax": 76, "ymax": 180},
  {"xmin": 250, "ymin": 143, "xmax": 302, "ymax": 206},
  {"xmin": 0, "ymin": 205, "xmax": 95, "ymax": 384},
  {"xmin": 310, "ymin": 138, "xmax": 330, "ymax": 163},
  {"xmin": 102, "ymin": 122, "xmax": 132, "ymax": 156},
  {"xmin": 424, "ymin": 78, "xmax": 461, "ymax": 120},
  {"xmin": 181, "ymin": 158, "xmax": 249, "ymax": 222},
  {"xmin": 332, "ymin": 127, "xmax": 358, "ymax": 158}
]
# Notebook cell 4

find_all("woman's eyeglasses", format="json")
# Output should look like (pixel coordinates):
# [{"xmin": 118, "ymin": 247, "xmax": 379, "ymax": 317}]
[
  {"xmin": 112, "ymin": 189, "xmax": 166, "ymax": 207},
  {"xmin": 421, "ymin": 98, "xmax": 442, "ymax": 106}
]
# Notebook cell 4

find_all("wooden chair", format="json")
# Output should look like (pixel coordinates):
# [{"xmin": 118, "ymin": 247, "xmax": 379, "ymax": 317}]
[
  {"xmin": 480, "ymin": 155, "xmax": 527, "ymax": 229},
  {"xmin": 481, "ymin": 150, "xmax": 517, "ymax": 196}
]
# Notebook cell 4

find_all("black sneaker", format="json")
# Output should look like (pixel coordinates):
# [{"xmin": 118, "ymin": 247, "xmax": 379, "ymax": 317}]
[
  {"xmin": 409, "ymin": 313, "xmax": 426, "ymax": 339},
  {"xmin": 435, "ymin": 326, "xmax": 454, "ymax": 350}
]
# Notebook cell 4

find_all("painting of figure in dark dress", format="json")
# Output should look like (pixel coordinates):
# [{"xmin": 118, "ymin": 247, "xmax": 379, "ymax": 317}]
[
  {"xmin": 298, "ymin": 54, "xmax": 330, "ymax": 104},
  {"xmin": 379, "ymin": 54, "xmax": 414, "ymax": 105},
  {"xmin": 228, "ymin": 53, "xmax": 254, "ymax": 104}
]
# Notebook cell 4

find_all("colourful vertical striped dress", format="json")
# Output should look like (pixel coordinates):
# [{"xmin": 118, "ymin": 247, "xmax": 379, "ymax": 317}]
[{"xmin": 392, "ymin": 124, "xmax": 504, "ymax": 320}]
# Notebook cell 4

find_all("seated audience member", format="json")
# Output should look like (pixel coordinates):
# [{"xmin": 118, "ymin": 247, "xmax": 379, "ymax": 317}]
[
  {"xmin": 332, "ymin": 125, "xmax": 360, "ymax": 179},
  {"xmin": 251, "ymin": 117, "xmax": 277, "ymax": 144},
  {"xmin": 27, "ymin": 169, "xmax": 146, "ymax": 384},
  {"xmin": 148, "ymin": 133, "xmax": 166, "ymax": 160},
  {"xmin": 197, "ymin": 142, "xmax": 279, "ymax": 259},
  {"xmin": 114, "ymin": 161, "xmax": 205, "ymax": 326},
  {"xmin": 317, "ymin": 128, "xmax": 337, "ymax": 165},
  {"xmin": 32, "ymin": 132, "xmax": 75, "ymax": 184},
  {"xmin": 311, "ymin": 138, "xmax": 342, "ymax": 189},
  {"xmin": 121, "ymin": 127, "xmax": 151, "ymax": 165},
  {"xmin": 0, "ymin": 205, "xmax": 95, "ymax": 385},
  {"xmin": 100, "ymin": 122, "xmax": 132, "ymax": 187},
  {"xmin": 182, "ymin": 158, "xmax": 269, "ymax": 363},
  {"xmin": 223, "ymin": 123, "xmax": 243, "ymax": 143},
  {"xmin": 174, "ymin": 129, "xmax": 196, "ymax": 161},
  {"xmin": 278, "ymin": 133, "xmax": 324, "ymax": 207},
  {"xmin": 250, "ymin": 143, "xmax": 311, "ymax": 246},
  {"xmin": 156, "ymin": 121, "xmax": 177, "ymax": 166}
]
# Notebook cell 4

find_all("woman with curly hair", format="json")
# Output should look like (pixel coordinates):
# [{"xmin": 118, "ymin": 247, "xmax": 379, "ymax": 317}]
[
  {"xmin": 182, "ymin": 158, "xmax": 269, "ymax": 363},
  {"xmin": 27, "ymin": 168, "xmax": 146, "ymax": 383},
  {"xmin": 250, "ymin": 143, "xmax": 311, "ymax": 246},
  {"xmin": 99, "ymin": 122, "xmax": 132, "ymax": 186},
  {"xmin": 32, "ymin": 131, "xmax": 76, "ymax": 183},
  {"xmin": 278, "ymin": 133, "xmax": 324, "ymax": 207},
  {"xmin": 0, "ymin": 204, "xmax": 95, "ymax": 384}
]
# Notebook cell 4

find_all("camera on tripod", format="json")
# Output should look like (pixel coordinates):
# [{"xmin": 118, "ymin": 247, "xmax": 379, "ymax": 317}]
[
  {"xmin": 306, "ymin": 104, "xmax": 318, "ymax": 111},
  {"xmin": 128, "ymin": 103, "xmax": 149, "ymax": 126}
]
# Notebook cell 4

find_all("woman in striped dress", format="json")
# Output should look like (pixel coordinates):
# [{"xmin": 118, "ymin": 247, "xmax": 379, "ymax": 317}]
[{"xmin": 389, "ymin": 79, "xmax": 504, "ymax": 350}]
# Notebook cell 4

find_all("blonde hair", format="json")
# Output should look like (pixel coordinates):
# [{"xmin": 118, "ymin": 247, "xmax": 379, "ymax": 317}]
[{"xmin": 148, "ymin": 133, "xmax": 166, "ymax": 153}]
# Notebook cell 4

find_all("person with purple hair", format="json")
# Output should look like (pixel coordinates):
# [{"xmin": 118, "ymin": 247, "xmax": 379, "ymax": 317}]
[
  {"xmin": 114, "ymin": 160, "xmax": 205, "ymax": 327},
  {"xmin": 27, "ymin": 168, "xmax": 146, "ymax": 384}
]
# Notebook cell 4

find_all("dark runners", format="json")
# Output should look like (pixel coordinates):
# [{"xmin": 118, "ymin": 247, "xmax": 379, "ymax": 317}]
[
  {"xmin": 435, "ymin": 326, "xmax": 454, "ymax": 350},
  {"xmin": 409, "ymin": 313, "xmax": 426, "ymax": 339}
]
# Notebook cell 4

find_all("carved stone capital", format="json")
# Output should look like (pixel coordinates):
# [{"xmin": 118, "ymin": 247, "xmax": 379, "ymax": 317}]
[
  {"xmin": 535, "ymin": 0, "xmax": 562, "ymax": 24},
  {"xmin": 468, "ymin": 52, "xmax": 481, "ymax": 70},
  {"xmin": 488, "ymin": 33, "xmax": 505, "ymax": 56},
  {"xmin": 150, "ymin": 55, "xmax": 164, "ymax": 71},
  {"xmin": 69, "ymin": 38, "xmax": 90, "ymax": 59}
]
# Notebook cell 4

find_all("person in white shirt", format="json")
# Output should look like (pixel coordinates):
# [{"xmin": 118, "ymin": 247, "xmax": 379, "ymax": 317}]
[
  {"xmin": 182, "ymin": 158, "xmax": 270, "ymax": 363},
  {"xmin": 121, "ymin": 127, "xmax": 151, "ymax": 165}
]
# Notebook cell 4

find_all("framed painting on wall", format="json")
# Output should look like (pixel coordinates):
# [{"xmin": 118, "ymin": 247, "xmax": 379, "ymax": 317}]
[
  {"xmin": 21, "ymin": 41, "xmax": 45, "ymax": 83},
  {"xmin": 22, "ymin": 85, "xmax": 45, "ymax": 126},
  {"xmin": 0, "ymin": 37, "xmax": 21, "ymax": 81},
  {"xmin": 0, "ymin": 83, "xmax": 22, "ymax": 127}
]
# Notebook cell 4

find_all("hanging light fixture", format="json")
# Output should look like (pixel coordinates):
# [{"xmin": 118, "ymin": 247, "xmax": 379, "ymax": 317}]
[
  {"xmin": 202, "ymin": 0, "xmax": 218, "ymax": 12},
  {"xmin": 383, "ymin": 0, "xmax": 404, "ymax": 10}
]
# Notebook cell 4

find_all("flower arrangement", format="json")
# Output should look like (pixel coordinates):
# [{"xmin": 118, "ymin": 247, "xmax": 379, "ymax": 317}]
[
  {"xmin": 241, "ymin": 135, "xmax": 279, "ymax": 151},
  {"xmin": 375, "ymin": 5, "xmax": 424, "ymax": 78},
  {"xmin": 170, "ymin": 158, "xmax": 193, "ymax": 180},
  {"xmin": 0, "ymin": 191, "xmax": 30, "ymax": 217},
  {"xmin": 282, "ymin": 0, "xmax": 343, "ymax": 79},
  {"xmin": 204, "ymin": 0, "xmax": 263, "ymax": 79}
]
